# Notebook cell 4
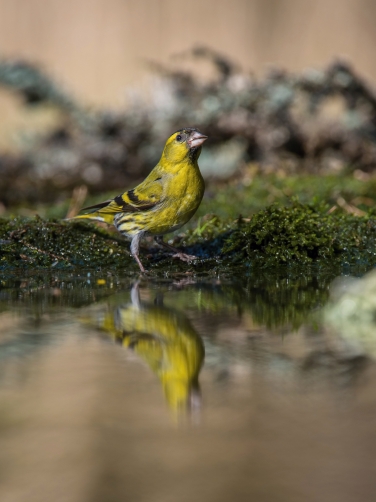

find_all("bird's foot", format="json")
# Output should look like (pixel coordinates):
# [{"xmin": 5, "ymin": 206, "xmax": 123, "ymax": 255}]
[
  {"xmin": 133, "ymin": 255, "xmax": 148, "ymax": 274},
  {"xmin": 172, "ymin": 253, "xmax": 197, "ymax": 263}
]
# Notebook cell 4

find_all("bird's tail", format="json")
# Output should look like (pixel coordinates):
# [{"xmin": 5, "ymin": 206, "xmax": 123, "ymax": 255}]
[{"xmin": 67, "ymin": 212, "xmax": 115, "ymax": 225}]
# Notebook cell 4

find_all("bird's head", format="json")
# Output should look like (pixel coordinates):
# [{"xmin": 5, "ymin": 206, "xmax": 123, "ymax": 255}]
[{"xmin": 162, "ymin": 127, "xmax": 208, "ymax": 164}]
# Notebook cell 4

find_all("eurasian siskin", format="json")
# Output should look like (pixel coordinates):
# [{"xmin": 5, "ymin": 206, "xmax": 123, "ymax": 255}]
[
  {"xmin": 88, "ymin": 283, "xmax": 205, "ymax": 413},
  {"xmin": 72, "ymin": 128, "xmax": 207, "ymax": 271}
]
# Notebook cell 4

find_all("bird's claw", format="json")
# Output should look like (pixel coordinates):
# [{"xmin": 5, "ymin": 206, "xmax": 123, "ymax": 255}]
[{"xmin": 172, "ymin": 253, "xmax": 197, "ymax": 263}]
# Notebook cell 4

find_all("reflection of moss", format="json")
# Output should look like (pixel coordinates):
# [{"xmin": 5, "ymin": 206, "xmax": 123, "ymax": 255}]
[
  {"xmin": 0, "ymin": 264, "xmax": 372, "ymax": 331},
  {"xmin": 0, "ymin": 271, "xmax": 134, "ymax": 315},
  {"xmin": 240, "ymin": 268, "xmax": 336, "ymax": 328},
  {"xmin": 224, "ymin": 201, "xmax": 376, "ymax": 267},
  {"xmin": 163, "ymin": 267, "xmax": 346, "ymax": 329}
]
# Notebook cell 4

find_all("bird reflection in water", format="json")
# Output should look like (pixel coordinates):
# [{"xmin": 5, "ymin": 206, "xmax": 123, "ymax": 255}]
[{"xmin": 94, "ymin": 283, "xmax": 205, "ymax": 414}]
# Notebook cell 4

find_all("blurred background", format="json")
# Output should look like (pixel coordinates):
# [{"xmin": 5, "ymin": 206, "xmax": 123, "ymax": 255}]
[
  {"xmin": 1, "ymin": 0, "xmax": 376, "ymax": 217},
  {"xmin": 2, "ymin": 0, "xmax": 376, "ymax": 107},
  {"xmin": 2, "ymin": 4, "xmax": 376, "ymax": 501}
]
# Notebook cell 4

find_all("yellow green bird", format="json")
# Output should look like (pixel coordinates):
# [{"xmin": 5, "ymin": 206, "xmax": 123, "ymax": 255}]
[
  {"xmin": 86, "ymin": 283, "xmax": 205, "ymax": 413},
  {"xmin": 73, "ymin": 128, "xmax": 207, "ymax": 272}
]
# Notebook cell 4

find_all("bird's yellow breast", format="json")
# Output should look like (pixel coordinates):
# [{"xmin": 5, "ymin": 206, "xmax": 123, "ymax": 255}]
[{"xmin": 145, "ymin": 160, "xmax": 205, "ymax": 235}]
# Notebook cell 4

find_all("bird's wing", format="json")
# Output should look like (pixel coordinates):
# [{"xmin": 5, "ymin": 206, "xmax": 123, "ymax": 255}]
[{"xmin": 81, "ymin": 179, "xmax": 163, "ymax": 215}]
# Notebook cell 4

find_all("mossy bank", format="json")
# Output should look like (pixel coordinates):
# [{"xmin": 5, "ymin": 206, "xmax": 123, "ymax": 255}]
[{"xmin": 0, "ymin": 201, "xmax": 375, "ymax": 272}]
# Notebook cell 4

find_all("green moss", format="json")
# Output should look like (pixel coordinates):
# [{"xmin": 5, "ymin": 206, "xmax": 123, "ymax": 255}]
[
  {"xmin": 223, "ymin": 201, "xmax": 376, "ymax": 267},
  {"xmin": 0, "ymin": 201, "xmax": 375, "ymax": 272},
  {"xmin": 198, "ymin": 174, "xmax": 376, "ymax": 220},
  {"xmin": 0, "ymin": 216, "xmax": 135, "ymax": 270}
]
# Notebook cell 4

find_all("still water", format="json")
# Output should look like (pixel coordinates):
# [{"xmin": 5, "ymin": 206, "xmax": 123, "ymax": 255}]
[{"xmin": 0, "ymin": 268, "xmax": 375, "ymax": 502}]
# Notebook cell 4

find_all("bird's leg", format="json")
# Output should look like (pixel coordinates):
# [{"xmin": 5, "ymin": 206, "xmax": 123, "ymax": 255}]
[
  {"xmin": 155, "ymin": 236, "xmax": 197, "ymax": 263},
  {"xmin": 130, "ymin": 232, "xmax": 146, "ymax": 273}
]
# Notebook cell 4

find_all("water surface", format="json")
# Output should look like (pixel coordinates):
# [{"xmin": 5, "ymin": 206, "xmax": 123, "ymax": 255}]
[{"xmin": 0, "ymin": 269, "xmax": 375, "ymax": 502}]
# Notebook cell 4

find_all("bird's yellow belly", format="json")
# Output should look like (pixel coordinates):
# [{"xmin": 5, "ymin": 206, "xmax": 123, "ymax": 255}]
[
  {"xmin": 147, "ymin": 199, "xmax": 199, "ymax": 235},
  {"xmin": 115, "ymin": 169, "xmax": 204, "ymax": 238}
]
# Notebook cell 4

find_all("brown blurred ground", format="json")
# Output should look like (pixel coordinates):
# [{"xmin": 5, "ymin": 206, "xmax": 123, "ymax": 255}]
[{"xmin": 1, "ymin": 0, "xmax": 376, "ymax": 107}]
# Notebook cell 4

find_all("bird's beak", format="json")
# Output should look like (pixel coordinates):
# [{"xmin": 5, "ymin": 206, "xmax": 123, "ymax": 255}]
[{"xmin": 188, "ymin": 131, "xmax": 208, "ymax": 148}]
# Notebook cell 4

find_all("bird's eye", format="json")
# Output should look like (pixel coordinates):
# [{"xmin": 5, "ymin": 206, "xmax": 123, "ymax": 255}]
[{"xmin": 176, "ymin": 134, "xmax": 182, "ymax": 142}]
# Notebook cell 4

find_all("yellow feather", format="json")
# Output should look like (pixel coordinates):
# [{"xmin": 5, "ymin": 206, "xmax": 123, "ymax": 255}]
[
  {"xmin": 71, "ymin": 128, "xmax": 207, "ymax": 271},
  {"xmin": 87, "ymin": 284, "xmax": 205, "ymax": 413}
]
